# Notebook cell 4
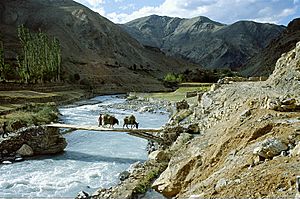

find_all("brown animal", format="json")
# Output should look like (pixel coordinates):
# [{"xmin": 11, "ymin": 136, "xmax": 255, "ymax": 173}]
[
  {"xmin": 103, "ymin": 114, "xmax": 119, "ymax": 128},
  {"xmin": 123, "ymin": 115, "xmax": 139, "ymax": 129}
]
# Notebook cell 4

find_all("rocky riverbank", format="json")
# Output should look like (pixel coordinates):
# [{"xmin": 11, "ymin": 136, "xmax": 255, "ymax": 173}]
[
  {"xmin": 77, "ymin": 42, "xmax": 300, "ymax": 199},
  {"xmin": 0, "ymin": 126, "xmax": 67, "ymax": 164}
]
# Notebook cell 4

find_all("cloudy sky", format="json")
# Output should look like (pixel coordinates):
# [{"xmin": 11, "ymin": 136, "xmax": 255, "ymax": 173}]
[{"xmin": 74, "ymin": 0, "xmax": 299, "ymax": 25}]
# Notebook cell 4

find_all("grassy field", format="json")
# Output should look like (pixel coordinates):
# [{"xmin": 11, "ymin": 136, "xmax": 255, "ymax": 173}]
[
  {"xmin": 133, "ymin": 83, "xmax": 211, "ymax": 103},
  {"xmin": 0, "ymin": 89, "xmax": 86, "ymax": 130}
]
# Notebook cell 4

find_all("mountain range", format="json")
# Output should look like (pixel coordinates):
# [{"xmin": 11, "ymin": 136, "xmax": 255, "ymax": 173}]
[
  {"xmin": 0, "ymin": 0, "xmax": 196, "ymax": 91},
  {"xmin": 121, "ymin": 15, "xmax": 285, "ymax": 70},
  {"xmin": 241, "ymin": 18, "xmax": 300, "ymax": 76}
]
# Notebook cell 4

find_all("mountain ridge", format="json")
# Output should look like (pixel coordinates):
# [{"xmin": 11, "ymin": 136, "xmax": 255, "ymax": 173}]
[
  {"xmin": 241, "ymin": 18, "xmax": 300, "ymax": 76},
  {"xmin": 0, "ymin": 0, "xmax": 198, "ymax": 91},
  {"xmin": 121, "ymin": 15, "xmax": 285, "ymax": 69}
]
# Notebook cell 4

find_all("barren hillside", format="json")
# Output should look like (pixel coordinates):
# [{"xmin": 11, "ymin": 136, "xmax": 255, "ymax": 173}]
[
  {"xmin": 0, "ymin": 0, "xmax": 196, "ymax": 91},
  {"xmin": 152, "ymin": 41, "xmax": 300, "ymax": 198}
]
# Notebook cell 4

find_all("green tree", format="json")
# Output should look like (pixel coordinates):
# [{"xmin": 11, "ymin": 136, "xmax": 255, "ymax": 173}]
[{"xmin": 17, "ymin": 25, "xmax": 62, "ymax": 83}]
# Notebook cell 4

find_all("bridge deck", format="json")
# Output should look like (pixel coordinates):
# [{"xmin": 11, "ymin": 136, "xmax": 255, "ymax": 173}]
[
  {"xmin": 46, "ymin": 123, "xmax": 162, "ymax": 133},
  {"xmin": 45, "ymin": 123, "xmax": 163, "ymax": 142}
]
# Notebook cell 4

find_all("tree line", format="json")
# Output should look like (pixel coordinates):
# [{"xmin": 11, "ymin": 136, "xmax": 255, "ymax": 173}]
[{"xmin": 0, "ymin": 25, "xmax": 61, "ymax": 83}]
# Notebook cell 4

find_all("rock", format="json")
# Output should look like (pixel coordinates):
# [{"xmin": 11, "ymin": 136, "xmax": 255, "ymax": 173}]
[
  {"xmin": 15, "ymin": 157, "xmax": 23, "ymax": 162},
  {"xmin": 210, "ymin": 83, "xmax": 221, "ymax": 91},
  {"xmin": 128, "ymin": 161, "xmax": 142, "ymax": 173},
  {"xmin": 215, "ymin": 178, "xmax": 228, "ymax": 192},
  {"xmin": 281, "ymin": 98, "xmax": 296, "ymax": 105},
  {"xmin": 200, "ymin": 93, "xmax": 213, "ymax": 109},
  {"xmin": 119, "ymin": 171, "xmax": 130, "ymax": 181},
  {"xmin": 290, "ymin": 142, "xmax": 300, "ymax": 156},
  {"xmin": 189, "ymin": 193, "xmax": 205, "ymax": 199},
  {"xmin": 2, "ymin": 150, "xmax": 8, "ymax": 155},
  {"xmin": 176, "ymin": 100, "xmax": 189, "ymax": 111},
  {"xmin": 76, "ymin": 191, "xmax": 89, "ymax": 199},
  {"xmin": 16, "ymin": 144, "xmax": 34, "ymax": 156},
  {"xmin": 0, "ymin": 126, "xmax": 67, "ymax": 156},
  {"xmin": 148, "ymin": 150, "xmax": 168, "ymax": 162},
  {"xmin": 186, "ymin": 123, "xmax": 200, "ymax": 134},
  {"xmin": 253, "ymin": 138, "xmax": 288, "ymax": 159},
  {"xmin": 240, "ymin": 109, "xmax": 251, "ymax": 122},
  {"xmin": 186, "ymin": 91, "xmax": 198, "ymax": 98},
  {"xmin": 152, "ymin": 150, "xmax": 202, "ymax": 197},
  {"xmin": 138, "ymin": 106, "xmax": 154, "ymax": 113},
  {"xmin": 2, "ymin": 160, "xmax": 12, "ymax": 164}
]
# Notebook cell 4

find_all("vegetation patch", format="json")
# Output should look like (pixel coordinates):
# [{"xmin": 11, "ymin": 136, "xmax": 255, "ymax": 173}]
[
  {"xmin": 133, "ymin": 163, "xmax": 168, "ymax": 194},
  {"xmin": 0, "ymin": 103, "xmax": 59, "ymax": 130}
]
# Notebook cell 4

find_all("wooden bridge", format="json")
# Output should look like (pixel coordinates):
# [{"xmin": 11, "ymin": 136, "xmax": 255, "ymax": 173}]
[{"xmin": 46, "ymin": 123, "xmax": 164, "ymax": 143}]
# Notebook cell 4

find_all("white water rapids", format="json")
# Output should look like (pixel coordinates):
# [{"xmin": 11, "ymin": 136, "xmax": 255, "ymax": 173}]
[{"xmin": 0, "ymin": 95, "xmax": 169, "ymax": 197}]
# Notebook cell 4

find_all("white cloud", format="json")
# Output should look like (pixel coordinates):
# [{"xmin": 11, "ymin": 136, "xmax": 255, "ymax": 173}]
[
  {"xmin": 105, "ymin": 0, "xmax": 299, "ymax": 25},
  {"xmin": 119, "ymin": 3, "xmax": 136, "ymax": 11}
]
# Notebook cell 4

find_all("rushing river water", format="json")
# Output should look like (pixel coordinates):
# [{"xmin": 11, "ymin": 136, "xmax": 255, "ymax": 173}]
[{"xmin": 0, "ymin": 95, "xmax": 169, "ymax": 198}]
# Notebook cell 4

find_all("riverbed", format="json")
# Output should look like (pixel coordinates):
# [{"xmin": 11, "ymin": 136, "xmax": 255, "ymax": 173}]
[{"xmin": 0, "ymin": 95, "xmax": 169, "ymax": 197}]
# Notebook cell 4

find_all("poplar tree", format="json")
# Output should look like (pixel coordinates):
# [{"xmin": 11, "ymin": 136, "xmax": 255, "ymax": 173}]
[{"xmin": 17, "ymin": 25, "xmax": 62, "ymax": 83}]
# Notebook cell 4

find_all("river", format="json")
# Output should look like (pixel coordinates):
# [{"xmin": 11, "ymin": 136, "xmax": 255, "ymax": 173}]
[{"xmin": 0, "ymin": 95, "xmax": 169, "ymax": 197}]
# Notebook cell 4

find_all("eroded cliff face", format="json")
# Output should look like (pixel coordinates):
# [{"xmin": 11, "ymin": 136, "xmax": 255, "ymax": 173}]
[{"xmin": 152, "ymin": 42, "xmax": 300, "ymax": 198}]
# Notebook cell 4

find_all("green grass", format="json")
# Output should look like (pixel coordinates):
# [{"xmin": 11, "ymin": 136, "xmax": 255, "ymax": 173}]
[
  {"xmin": 0, "ymin": 89, "xmax": 86, "ymax": 130},
  {"xmin": 0, "ymin": 103, "xmax": 59, "ymax": 130},
  {"xmin": 0, "ymin": 90, "xmax": 57, "ymax": 98},
  {"xmin": 135, "ymin": 84, "xmax": 211, "ymax": 103},
  {"xmin": 133, "ymin": 163, "xmax": 168, "ymax": 194}
]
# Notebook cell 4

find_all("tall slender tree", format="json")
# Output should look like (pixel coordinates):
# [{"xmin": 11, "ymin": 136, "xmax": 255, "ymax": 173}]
[{"xmin": 17, "ymin": 25, "xmax": 62, "ymax": 83}]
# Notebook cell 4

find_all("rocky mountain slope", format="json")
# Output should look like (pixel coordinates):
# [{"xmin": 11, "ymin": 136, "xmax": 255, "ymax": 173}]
[
  {"xmin": 121, "ymin": 15, "xmax": 285, "ymax": 69},
  {"xmin": 241, "ymin": 18, "xmax": 300, "ymax": 76},
  {"xmin": 87, "ymin": 42, "xmax": 300, "ymax": 199},
  {"xmin": 0, "ymin": 0, "xmax": 195, "ymax": 91},
  {"xmin": 151, "ymin": 42, "xmax": 300, "ymax": 198}
]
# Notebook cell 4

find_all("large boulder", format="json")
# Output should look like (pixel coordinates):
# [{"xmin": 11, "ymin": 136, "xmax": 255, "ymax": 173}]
[
  {"xmin": 0, "ymin": 126, "xmax": 67, "ymax": 157},
  {"xmin": 152, "ymin": 148, "xmax": 202, "ymax": 197},
  {"xmin": 148, "ymin": 150, "xmax": 168, "ymax": 162}
]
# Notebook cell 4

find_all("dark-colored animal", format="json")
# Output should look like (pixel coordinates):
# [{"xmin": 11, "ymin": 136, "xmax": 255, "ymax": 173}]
[
  {"xmin": 123, "ymin": 115, "xmax": 139, "ymax": 129},
  {"xmin": 103, "ymin": 114, "xmax": 119, "ymax": 128},
  {"xmin": 0, "ymin": 122, "xmax": 9, "ymax": 138}
]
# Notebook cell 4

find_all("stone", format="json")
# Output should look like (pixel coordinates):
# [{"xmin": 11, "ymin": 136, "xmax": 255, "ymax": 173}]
[
  {"xmin": 152, "ymin": 151, "xmax": 202, "ymax": 197},
  {"xmin": 186, "ymin": 91, "xmax": 198, "ymax": 98},
  {"xmin": 253, "ymin": 138, "xmax": 288, "ymax": 159},
  {"xmin": 176, "ymin": 100, "xmax": 189, "ymax": 111},
  {"xmin": 2, "ymin": 160, "xmax": 12, "ymax": 164},
  {"xmin": 186, "ymin": 123, "xmax": 200, "ymax": 134},
  {"xmin": 240, "ymin": 109, "xmax": 251, "ymax": 122},
  {"xmin": 189, "ymin": 194, "xmax": 205, "ymax": 199},
  {"xmin": 0, "ymin": 126, "xmax": 67, "ymax": 157},
  {"xmin": 210, "ymin": 83, "xmax": 220, "ymax": 91},
  {"xmin": 15, "ymin": 157, "xmax": 23, "ymax": 162},
  {"xmin": 281, "ymin": 98, "xmax": 296, "ymax": 105},
  {"xmin": 128, "ymin": 161, "xmax": 142, "ymax": 173},
  {"xmin": 76, "ymin": 191, "xmax": 89, "ymax": 199},
  {"xmin": 215, "ymin": 178, "xmax": 228, "ymax": 192},
  {"xmin": 119, "ymin": 171, "xmax": 130, "ymax": 181},
  {"xmin": 148, "ymin": 150, "xmax": 168, "ymax": 162},
  {"xmin": 16, "ymin": 144, "xmax": 34, "ymax": 156},
  {"xmin": 290, "ymin": 142, "xmax": 300, "ymax": 156}
]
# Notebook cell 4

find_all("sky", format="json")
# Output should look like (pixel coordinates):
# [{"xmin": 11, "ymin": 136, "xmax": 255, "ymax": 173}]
[{"xmin": 74, "ymin": 0, "xmax": 300, "ymax": 25}]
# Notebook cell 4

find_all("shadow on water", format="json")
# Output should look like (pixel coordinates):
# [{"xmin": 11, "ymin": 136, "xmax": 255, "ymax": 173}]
[{"xmin": 53, "ymin": 151, "xmax": 145, "ymax": 164}]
